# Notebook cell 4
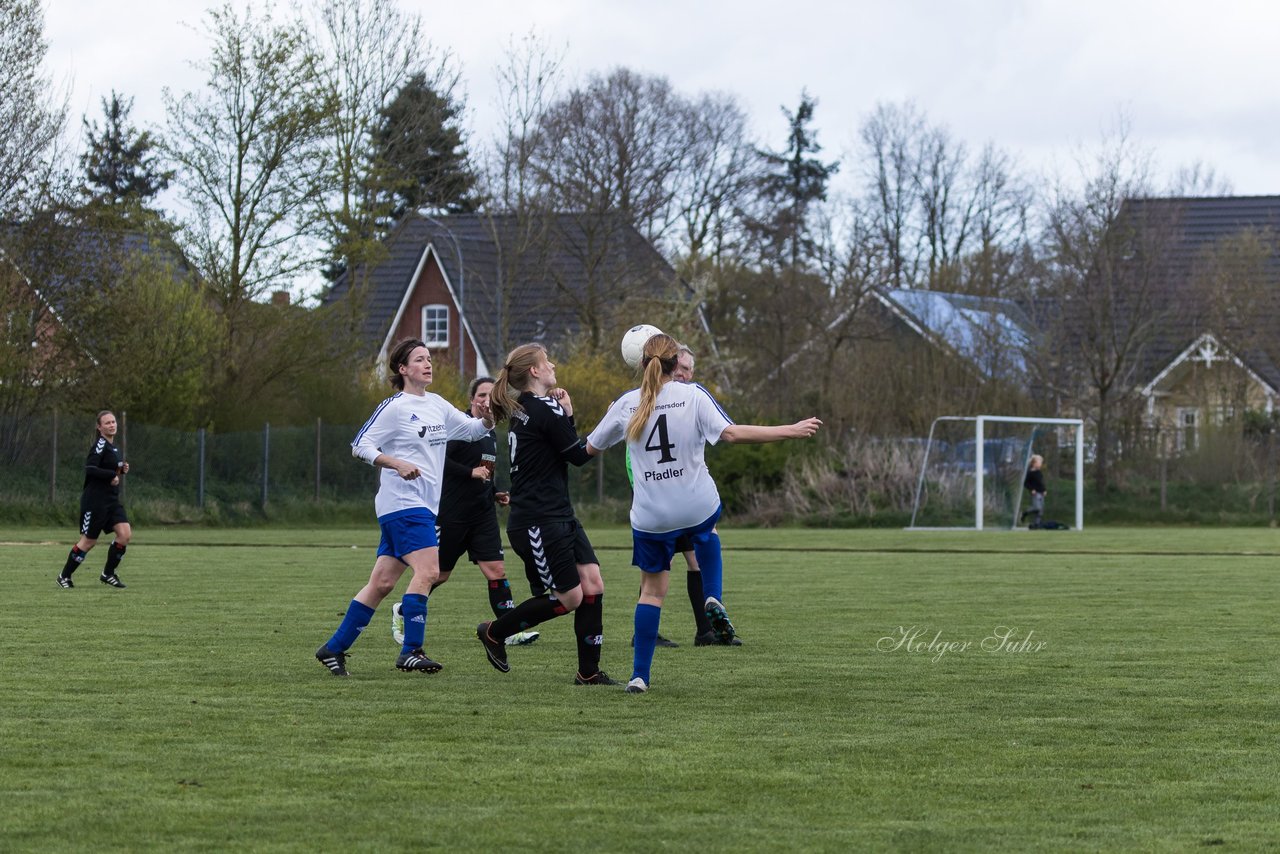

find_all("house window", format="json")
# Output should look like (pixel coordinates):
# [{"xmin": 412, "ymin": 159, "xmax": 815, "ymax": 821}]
[
  {"xmin": 421, "ymin": 304, "xmax": 449, "ymax": 348},
  {"xmin": 1175, "ymin": 407, "xmax": 1199, "ymax": 452}
]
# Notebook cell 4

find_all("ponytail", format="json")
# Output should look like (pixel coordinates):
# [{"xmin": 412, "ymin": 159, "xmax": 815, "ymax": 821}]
[
  {"xmin": 626, "ymin": 334, "xmax": 679, "ymax": 442},
  {"xmin": 489, "ymin": 343, "xmax": 546, "ymax": 423}
]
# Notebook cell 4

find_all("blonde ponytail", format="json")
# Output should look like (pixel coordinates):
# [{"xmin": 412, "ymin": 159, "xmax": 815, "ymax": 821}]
[
  {"xmin": 626, "ymin": 334, "xmax": 679, "ymax": 442},
  {"xmin": 489, "ymin": 343, "xmax": 546, "ymax": 423}
]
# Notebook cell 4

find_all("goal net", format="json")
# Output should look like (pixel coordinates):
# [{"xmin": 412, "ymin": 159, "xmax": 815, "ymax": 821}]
[{"xmin": 906, "ymin": 416, "xmax": 1085, "ymax": 531}]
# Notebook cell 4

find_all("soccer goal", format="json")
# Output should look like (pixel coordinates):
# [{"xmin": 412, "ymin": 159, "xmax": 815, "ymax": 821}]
[{"xmin": 906, "ymin": 415, "xmax": 1085, "ymax": 531}]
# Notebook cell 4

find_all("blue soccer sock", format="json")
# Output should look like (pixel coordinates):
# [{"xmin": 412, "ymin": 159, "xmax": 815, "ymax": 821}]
[
  {"xmin": 400, "ymin": 593, "xmax": 428, "ymax": 653},
  {"xmin": 326, "ymin": 599, "xmax": 376, "ymax": 653},
  {"xmin": 693, "ymin": 533, "xmax": 724, "ymax": 602},
  {"xmin": 632, "ymin": 603, "xmax": 662, "ymax": 684}
]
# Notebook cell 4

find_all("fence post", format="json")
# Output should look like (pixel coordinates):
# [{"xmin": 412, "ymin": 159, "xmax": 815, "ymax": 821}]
[
  {"xmin": 119, "ymin": 410, "xmax": 127, "ymax": 503},
  {"xmin": 50, "ymin": 408, "xmax": 58, "ymax": 503},
  {"xmin": 1268, "ymin": 425, "xmax": 1276, "ymax": 521},
  {"xmin": 315, "ymin": 417, "xmax": 322, "ymax": 501},
  {"xmin": 197, "ymin": 428, "xmax": 206, "ymax": 509},
  {"xmin": 262, "ymin": 422, "xmax": 270, "ymax": 508},
  {"xmin": 1159, "ymin": 430, "xmax": 1168, "ymax": 513}
]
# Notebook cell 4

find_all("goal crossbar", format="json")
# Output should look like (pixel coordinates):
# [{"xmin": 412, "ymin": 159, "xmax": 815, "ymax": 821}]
[{"xmin": 907, "ymin": 415, "xmax": 1085, "ymax": 531}]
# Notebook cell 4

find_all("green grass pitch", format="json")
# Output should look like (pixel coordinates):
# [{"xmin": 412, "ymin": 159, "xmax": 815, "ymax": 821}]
[{"xmin": 3, "ymin": 526, "xmax": 1279, "ymax": 851}]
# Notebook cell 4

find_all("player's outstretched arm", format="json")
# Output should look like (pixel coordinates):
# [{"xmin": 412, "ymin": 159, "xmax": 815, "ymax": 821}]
[{"xmin": 721, "ymin": 417, "xmax": 822, "ymax": 444}]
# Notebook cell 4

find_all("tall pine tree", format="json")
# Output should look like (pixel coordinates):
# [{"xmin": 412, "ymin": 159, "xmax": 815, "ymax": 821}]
[
  {"xmin": 80, "ymin": 91, "xmax": 172, "ymax": 212},
  {"xmin": 368, "ymin": 72, "xmax": 477, "ymax": 220},
  {"xmin": 750, "ymin": 92, "xmax": 839, "ymax": 273}
]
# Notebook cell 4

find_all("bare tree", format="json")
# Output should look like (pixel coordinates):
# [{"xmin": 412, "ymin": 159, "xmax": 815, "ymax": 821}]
[
  {"xmin": 164, "ymin": 3, "xmax": 332, "ymax": 309},
  {"xmin": 1037, "ymin": 123, "xmax": 1179, "ymax": 491},
  {"xmin": 162, "ymin": 2, "xmax": 334, "ymax": 409},
  {"xmin": 0, "ymin": 0, "xmax": 67, "ymax": 218},
  {"xmin": 308, "ymin": 0, "xmax": 444, "ymax": 276},
  {"xmin": 859, "ymin": 101, "xmax": 1035, "ymax": 296}
]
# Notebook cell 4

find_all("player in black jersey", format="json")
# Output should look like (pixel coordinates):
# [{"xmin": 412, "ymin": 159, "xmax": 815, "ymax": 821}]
[
  {"xmin": 474, "ymin": 343, "xmax": 617, "ymax": 685},
  {"xmin": 57, "ymin": 411, "xmax": 132, "ymax": 589},
  {"xmin": 391, "ymin": 376, "xmax": 539, "ymax": 647}
]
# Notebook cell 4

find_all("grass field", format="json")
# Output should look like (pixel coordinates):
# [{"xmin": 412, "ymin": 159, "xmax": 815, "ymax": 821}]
[{"xmin": 3, "ymin": 525, "xmax": 1279, "ymax": 852}]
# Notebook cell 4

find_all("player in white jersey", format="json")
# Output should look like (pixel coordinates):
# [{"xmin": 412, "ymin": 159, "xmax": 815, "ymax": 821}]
[
  {"xmin": 316, "ymin": 338, "xmax": 494, "ymax": 677},
  {"xmin": 586, "ymin": 333, "xmax": 822, "ymax": 693}
]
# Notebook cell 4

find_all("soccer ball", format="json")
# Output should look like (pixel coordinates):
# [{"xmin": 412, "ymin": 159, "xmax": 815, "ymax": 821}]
[{"xmin": 620, "ymin": 324, "xmax": 663, "ymax": 369}]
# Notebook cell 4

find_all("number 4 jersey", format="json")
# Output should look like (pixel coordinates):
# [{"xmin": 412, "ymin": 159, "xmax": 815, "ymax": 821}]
[{"xmin": 587, "ymin": 382, "xmax": 734, "ymax": 534}]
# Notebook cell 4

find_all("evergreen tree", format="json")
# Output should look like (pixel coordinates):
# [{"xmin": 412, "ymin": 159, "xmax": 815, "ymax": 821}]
[
  {"xmin": 368, "ymin": 72, "xmax": 477, "ymax": 220},
  {"xmin": 749, "ymin": 92, "xmax": 839, "ymax": 273},
  {"xmin": 80, "ymin": 91, "xmax": 172, "ymax": 208}
]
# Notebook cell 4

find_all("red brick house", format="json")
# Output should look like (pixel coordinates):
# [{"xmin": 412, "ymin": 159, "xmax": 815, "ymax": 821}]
[{"xmin": 323, "ymin": 212, "xmax": 686, "ymax": 375}]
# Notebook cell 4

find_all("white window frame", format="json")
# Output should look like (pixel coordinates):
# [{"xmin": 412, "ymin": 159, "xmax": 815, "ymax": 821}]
[
  {"xmin": 421, "ymin": 304, "xmax": 449, "ymax": 348},
  {"xmin": 1175, "ymin": 407, "xmax": 1199, "ymax": 452}
]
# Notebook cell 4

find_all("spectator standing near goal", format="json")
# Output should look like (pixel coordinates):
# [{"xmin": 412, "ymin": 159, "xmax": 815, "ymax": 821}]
[
  {"xmin": 585, "ymin": 333, "xmax": 822, "ymax": 694},
  {"xmin": 315, "ymin": 338, "xmax": 495, "ymax": 677},
  {"xmin": 474, "ymin": 343, "xmax": 616, "ymax": 686},
  {"xmin": 56, "ymin": 410, "xmax": 132, "ymax": 589},
  {"xmin": 391, "ymin": 376, "xmax": 539, "ymax": 648},
  {"xmin": 1021, "ymin": 454, "xmax": 1047, "ymax": 528}
]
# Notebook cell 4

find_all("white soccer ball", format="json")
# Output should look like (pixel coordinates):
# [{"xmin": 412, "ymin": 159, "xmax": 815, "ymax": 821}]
[{"xmin": 620, "ymin": 324, "xmax": 664, "ymax": 369}]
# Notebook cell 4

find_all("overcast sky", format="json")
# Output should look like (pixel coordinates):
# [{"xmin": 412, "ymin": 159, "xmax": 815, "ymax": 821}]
[{"xmin": 43, "ymin": 0, "xmax": 1280, "ymax": 197}]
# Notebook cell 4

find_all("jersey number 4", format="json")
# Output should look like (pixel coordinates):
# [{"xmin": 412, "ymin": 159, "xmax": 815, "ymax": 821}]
[{"xmin": 645, "ymin": 414, "xmax": 677, "ymax": 463}]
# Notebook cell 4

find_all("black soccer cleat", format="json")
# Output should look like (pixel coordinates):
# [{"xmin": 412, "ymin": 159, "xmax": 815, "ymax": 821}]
[
  {"xmin": 574, "ymin": 669, "xmax": 620, "ymax": 686},
  {"xmin": 56, "ymin": 575, "xmax": 74, "ymax": 589},
  {"xmin": 477, "ymin": 622, "xmax": 510, "ymax": 673},
  {"xmin": 395, "ymin": 648, "xmax": 443, "ymax": 673},
  {"xmin": 315, "ymin": 645, "xmax": 350, "ymax": 677},
  {"xmin": 99, "ymin": 574, "xmax": 127, "ymax": 589},
  {"xmin": 704, "ymin": 597, "xmax": 736, "ymax": 644},
  {"xmin": 694, "ymin": 630, "xmax": 743, "ymax": 647}
]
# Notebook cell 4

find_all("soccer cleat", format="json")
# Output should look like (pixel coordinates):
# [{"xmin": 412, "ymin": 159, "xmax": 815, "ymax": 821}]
[
  {"xmin": 477, "ymin": 622, "xmax": 510, "ymax": 672},
  {"xmin": 624, "ymin": 677, "xmax": 649, "ymax": 694},
  {"xmin": 505, "ymin": 630, "xmax": 540, "ymax": 646},
  {"xmin": 315, "ymin": 645, "xmax": 349, "ymax": 677},
  {"xmin": 574, "ymin": 670, "xmax": 620, "ymax": 686},
  {"xmin": 694, "ymin": 630, "xmax": 743, "ymax": 647},
  {"xmin": 395, "ymin": 648, "xmax": 442, "ymax": 673},
  {"xmin": 99, "ymin": 574, "xmax": 126, "ymax": 589},
  {"xmin": 704, "ymin": 596, "xmax": 736, "ymax": 644},
  {"xmin": 56, "ymin": 575, "xmax": 74, "ymax": 589},
  {"xmin": 391, "ymin": 602, "xmax": 405, "ymax": 645},
  {"xmin": 630, "ymin": 633, "xmax": 679, "ymax": 648}
]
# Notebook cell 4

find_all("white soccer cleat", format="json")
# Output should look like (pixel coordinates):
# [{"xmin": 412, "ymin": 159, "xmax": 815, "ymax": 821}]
[
  {"xmin": 391, "ymin": 602, "xmax": 405, "ymax": 646},
  {"xmin": 625, "ymin": 677, "xmax": 648, "ymax": 694},
  {"xmin": 504, "ymin": 630, "xmax": 540, "ymax": 646}
]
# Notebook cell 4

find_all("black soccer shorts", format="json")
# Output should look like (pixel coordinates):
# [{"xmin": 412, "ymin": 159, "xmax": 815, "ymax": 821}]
[
  {"xmin": 79, "ymin": 498, "xmax": 128, "ymax": 540},
  {"xmin": 507, "ymin": 518, "xmax": 599, "ymax": 597},
  {"xmin": 436, "ymin": 512, "xmax": 505, "ymax": 574}
]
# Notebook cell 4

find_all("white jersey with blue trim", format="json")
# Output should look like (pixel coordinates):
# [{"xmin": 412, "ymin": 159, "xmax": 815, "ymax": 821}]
[
  {"xmin": 587, "ymin": 381, "xmax": 733, "ymax": 534},
  {"xmin": 351, "ymin": 391, "xmax": 490, "ymax": 519}
]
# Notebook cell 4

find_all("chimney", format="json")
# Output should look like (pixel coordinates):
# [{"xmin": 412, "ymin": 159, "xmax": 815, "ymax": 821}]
[{"xmin": 271, "ymin": 290, "xmax": 290, "ymax": 307}]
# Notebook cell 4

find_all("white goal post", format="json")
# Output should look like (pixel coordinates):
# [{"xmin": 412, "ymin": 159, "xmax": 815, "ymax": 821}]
[{"xmin": 907, "ymin": 415, "xmax": 1085, "ymax": 531}]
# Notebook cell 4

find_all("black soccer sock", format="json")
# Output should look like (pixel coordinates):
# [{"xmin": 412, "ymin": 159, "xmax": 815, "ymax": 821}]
[
  {"xmin": 490, "ymin": 594, "xmax": 565, "ymax": 638},
  {"xmin": 61, "ymin": 546, "xmax": 86, "ymax": 578},
  {"xmin": 574, "ymin": 593, "xmax": 604, "ymax": 676},
  {"xmin": 102, "ymin": 542, "xmax": 126, "ymax": 576},
  {"xmin": 489, "ymin": 579, "xmax": 515, "ymax": 617},
  {"xmin": 688, "ymin": 571, "xmax": 712, "ymax": 634}
]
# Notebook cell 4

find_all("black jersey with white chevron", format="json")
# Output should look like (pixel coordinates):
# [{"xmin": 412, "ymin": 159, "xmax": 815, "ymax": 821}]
[
  {"xmin": 506, "ymin": 391, "xmax": 593, "ymax": 528},
  {"xmin": 82, "ymin": 433, "xmax": 122, "ymax": 499}
]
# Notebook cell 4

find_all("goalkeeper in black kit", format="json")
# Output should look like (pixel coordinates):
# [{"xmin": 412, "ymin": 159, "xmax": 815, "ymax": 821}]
[{"xmin": 1021, "ymin": 454, "xmax": 1046, "ymax": 528}]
